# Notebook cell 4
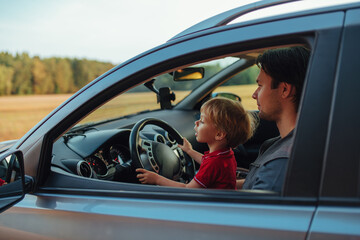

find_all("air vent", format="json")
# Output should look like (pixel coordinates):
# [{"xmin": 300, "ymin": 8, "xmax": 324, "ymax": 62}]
[{"xmin": 77, "ymin": 161, "xmax": 93, "ymax": 178}]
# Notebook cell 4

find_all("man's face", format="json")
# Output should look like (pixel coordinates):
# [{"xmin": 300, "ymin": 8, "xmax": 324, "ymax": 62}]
[{"xmin": 252, "ymin": 68, "xmax": 282, "ymax": 121}]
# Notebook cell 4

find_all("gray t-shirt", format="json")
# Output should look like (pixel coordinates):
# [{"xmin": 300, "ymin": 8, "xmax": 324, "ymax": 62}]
[{"xmin": 242, "ymin": 130, "xmax": 294, "ymax": 192}]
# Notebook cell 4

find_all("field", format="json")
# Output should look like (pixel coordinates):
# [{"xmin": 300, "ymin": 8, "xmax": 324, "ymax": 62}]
[
  {"xmin": 0, "ymin": 94, "xmax": 73, "ymax": 141},
  {"xmin": 0, "ymin": 84, "xmax": 257, "ymax": 142}
]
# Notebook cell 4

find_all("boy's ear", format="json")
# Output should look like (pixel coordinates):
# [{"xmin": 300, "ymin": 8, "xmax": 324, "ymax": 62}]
[{"xmin": 215, "ymin": 131, "xmax": 226, "ymax": 141}]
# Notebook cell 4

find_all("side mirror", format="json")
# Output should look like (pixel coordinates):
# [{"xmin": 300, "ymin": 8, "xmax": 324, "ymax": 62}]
[
  {"xmin": 211, "ymin": 92, "xmax": 242, "ymax": 102},
  {"xmin": 0, "ymin": 151, "xmax": 26, "ymax": 213},
  {"xmin": 173, "ymin": 67, "xmax": 205, "ymax": 81}
]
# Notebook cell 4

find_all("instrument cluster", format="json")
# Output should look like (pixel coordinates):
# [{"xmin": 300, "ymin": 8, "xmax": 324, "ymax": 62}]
[{"xmin": 85, "ymin": 143, "xmax": 131, "ymax": 178}]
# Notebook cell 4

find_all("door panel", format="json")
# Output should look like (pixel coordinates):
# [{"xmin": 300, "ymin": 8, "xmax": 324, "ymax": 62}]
[
  {"xmin": 309, "ymin": 8, "xmax": 360, "ymax": 240},
  {"xmin": 0, "ymin": 194, "xmax": 315, "ymax": 240},
  {"xmin": 308, "ymin": 206, "xmax": 360, "ymax": 240}
]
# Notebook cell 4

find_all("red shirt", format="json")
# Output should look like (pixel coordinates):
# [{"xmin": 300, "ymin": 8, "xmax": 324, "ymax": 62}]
[
  {"xmin": 0, "ymin": 178, "xmax": 5, "ymax": 186},
  {"xmin": 194, "ymin": 148, "xmax": 237, "ymax": 189}
]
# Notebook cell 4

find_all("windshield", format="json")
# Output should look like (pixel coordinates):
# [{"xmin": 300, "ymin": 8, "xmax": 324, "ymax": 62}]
[{"xmin": 75, "ymin": 57, "xmax": 241, "ymax": 127}]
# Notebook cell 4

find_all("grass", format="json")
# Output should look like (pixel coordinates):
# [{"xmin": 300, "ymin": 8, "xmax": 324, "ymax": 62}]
[{"xmin": 0, "ymin": 84, "xmax": 257, "ymax": 142}]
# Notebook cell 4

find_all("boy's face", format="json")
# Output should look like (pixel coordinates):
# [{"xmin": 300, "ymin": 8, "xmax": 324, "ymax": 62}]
[{"xmin": 194, "ymin": 110, "xmax": 218, "ymax": 145}]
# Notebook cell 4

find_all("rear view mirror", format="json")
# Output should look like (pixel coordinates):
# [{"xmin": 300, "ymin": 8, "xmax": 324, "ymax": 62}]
[
  {"xmin": 0, "ymin": 151, "xmax": 25, "ymax": 213},
  {"xmin": 173, "ymin": 67, "xmax": 205, "ymax": 81}
]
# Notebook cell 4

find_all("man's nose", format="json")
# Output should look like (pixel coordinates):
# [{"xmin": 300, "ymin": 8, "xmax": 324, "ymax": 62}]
[{"xmin": 252, "ymin": 88, "xmax": 258, "ymax": 99}]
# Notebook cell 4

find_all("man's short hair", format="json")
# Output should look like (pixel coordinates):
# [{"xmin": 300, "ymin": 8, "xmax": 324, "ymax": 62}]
[
  {"xmin": 201, "ymin": 97, "xmax": 255, "ymax": 148},
  {"xmin": 256, "ymin": 46, "xmax": 311, "ymax": 111}
]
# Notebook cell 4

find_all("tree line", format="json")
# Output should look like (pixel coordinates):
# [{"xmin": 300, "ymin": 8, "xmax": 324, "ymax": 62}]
[
  {"xmin": 0, "ymin": 52, "xmax": 258, "ymax": 96},
  {"xmin": 0, "ymin": 52, "xmax": 115, "ymax": 96}
]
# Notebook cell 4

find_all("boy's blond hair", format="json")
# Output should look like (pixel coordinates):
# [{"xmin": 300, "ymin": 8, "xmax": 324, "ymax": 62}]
[{"xmin": 201, "ymin": 97, "xmax": 256, "ymax": 148}]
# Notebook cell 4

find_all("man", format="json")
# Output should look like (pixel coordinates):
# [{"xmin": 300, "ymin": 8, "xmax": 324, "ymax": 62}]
[{"xmin": 237, "ymin": 46, "xmax": 310, "ymax": 192}]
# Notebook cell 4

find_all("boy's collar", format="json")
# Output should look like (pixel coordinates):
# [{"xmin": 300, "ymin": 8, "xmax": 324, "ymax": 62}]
[{"xmin": 204, "ymin": 148, "xmax": 233, "ymax": 158}]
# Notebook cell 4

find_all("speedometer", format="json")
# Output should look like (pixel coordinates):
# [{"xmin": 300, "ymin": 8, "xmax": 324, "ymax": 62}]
[
  {"xmin": 86, "ymin": 156, "xmax": 107, "ymax": 175},
  {"xmin": 109, "ymin": 144, "xmax": 131, "ymax": 164}
]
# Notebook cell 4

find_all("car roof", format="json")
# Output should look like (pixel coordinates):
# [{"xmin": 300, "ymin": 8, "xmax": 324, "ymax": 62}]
[{"xmin": 169, "ymin": 0, "xmax": 360, "ymax": 41}]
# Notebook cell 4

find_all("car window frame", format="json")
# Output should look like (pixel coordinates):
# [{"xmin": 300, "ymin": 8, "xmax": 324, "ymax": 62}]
[
  {"xmin": 319, "ymin": 8, "xmax": 360, "ymax": 202},
  {"xmin": 283, "ymin": 13, "xmax": 345, "ymax": 198},
  {"xmin": 308, "ymin": 10, "xmax": 360, "ymax": 238}
]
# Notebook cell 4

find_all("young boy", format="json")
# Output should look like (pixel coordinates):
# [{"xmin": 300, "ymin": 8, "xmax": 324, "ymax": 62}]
[
  {"xmin": 0, "ymin": 178, "xmax": 6, "ymax": 186},
  {"xmin": 136, "ymin": 97, "xmax": 255, "ymax": 189}
]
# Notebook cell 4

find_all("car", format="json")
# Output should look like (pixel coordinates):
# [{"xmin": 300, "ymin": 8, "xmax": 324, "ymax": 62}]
[{"xmin": 1, "ymin": 0, "xmax": 360, "ymax": 239}]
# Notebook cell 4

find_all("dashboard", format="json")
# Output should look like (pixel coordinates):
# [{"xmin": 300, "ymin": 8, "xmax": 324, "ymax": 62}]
[
  {"xmin": 51, "ymin": 125, "xmax": 192, "ymax": 183},
  {"xmin": 52, "ymin": 129, "xmax": 132, "ymax": 180}
]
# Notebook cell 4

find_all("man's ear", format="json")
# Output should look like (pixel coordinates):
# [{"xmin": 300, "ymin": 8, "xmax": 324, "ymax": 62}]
[
  {"xmin": 215, "ymin": 131, "xmax": 226, "ymax": 141},
  {"xmin": 280, "ymin": 82, "xmax": 295, "ymax": 99}
]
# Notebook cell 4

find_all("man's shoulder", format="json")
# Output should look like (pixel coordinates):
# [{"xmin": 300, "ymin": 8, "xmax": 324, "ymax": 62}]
[
  {"xmin": 259, "ymin": 136, "xmax": 281, "ymax": 154},
  {"xmin": 257, "ymin": 130, "xmax": 295, "ymax": 165}
]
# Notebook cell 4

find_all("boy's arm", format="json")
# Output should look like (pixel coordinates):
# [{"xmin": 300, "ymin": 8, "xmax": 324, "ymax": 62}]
[
  {"xmin": 136, "ymin": 168, "xmax": 202, "ymax": 188},
  {"xmin": 178, "ymin": 138, "xmax": 203, "ymax": 164},
  {"xmin": 136, "ymin": 168, "xmax": 186, "ymax": 187},
  {"xmin": 183, "ymin": 149, "xmax": 203, "ymax": 164}
]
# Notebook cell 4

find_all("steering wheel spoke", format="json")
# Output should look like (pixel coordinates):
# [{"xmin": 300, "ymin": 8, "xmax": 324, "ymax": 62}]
[
  {"xmin": 140, "ymin": 140, "xmax": 160, "ymax": 173},
  {"xmin": 130, "ymin": 118, "xmax": 195, "ymax": 181}
]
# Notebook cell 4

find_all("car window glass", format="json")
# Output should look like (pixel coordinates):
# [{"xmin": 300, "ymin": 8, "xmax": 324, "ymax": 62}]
[
  {"xmin": 213, "ymin": 65, "xmax": 259, "ymax": 110},
  {"xmin": 76, "ymin": 57, "xmax": 239, "ymax": 126},
  {"xmin": 52, "ymin": 44, "xmax": 310, "ymax": 197}
]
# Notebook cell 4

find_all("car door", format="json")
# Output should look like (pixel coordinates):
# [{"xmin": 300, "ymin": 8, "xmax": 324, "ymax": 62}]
[
  {"xmin": 0, "ymin": 7, "xmax": 345, "ymax": 240},
  {"xmin": 308, "ymin": 8, "xmax": 360, "ymax": 240}
]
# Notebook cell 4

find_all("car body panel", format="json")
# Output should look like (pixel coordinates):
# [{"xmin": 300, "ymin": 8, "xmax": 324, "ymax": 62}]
[
  {"xmin": 319, "ymin": 7, "xmax": 360, "ymax": 198},
  {"xmin": 0, "ymin": 194, "xmax": 315, "ymax": 240},
  {"xmin": 169, "ymin": 0, "xmax": 358, "ymax": 41},
  {"xmin": 308, "ymin": 206, "xmax": 360, "ymax": 240},
  {"xmin": 307, "ymin": 7, "xmax": 360, "ymax": 240},
  {"xmin": 169, "ymin": 0, "xmax": 295, "ymax": 41}
]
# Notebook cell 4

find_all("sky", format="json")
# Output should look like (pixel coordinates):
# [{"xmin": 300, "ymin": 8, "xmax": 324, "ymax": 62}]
[{"xmin": 0, "ymin": 0, "xmax": 255, "ymax": 65}]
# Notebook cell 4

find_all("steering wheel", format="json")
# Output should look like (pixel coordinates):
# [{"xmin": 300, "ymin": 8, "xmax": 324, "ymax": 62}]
[
  {"xmin": 129, "ymin": 118, "xmax": 194, "ymax": 181},
  {"xmin": 5, "ymin": 154, "xmax": 16, "ymax": 183}
]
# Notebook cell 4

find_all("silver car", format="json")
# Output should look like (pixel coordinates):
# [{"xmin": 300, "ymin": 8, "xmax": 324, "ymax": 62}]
[{"xmin": 1, "ymin": 0, "xmax": 360, "ymax": 239}]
